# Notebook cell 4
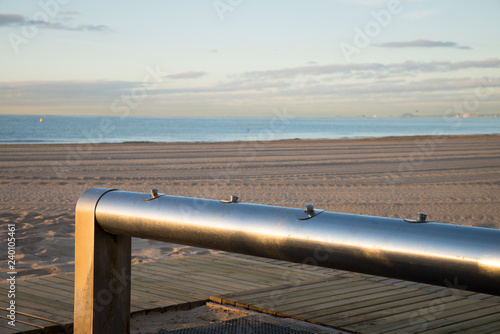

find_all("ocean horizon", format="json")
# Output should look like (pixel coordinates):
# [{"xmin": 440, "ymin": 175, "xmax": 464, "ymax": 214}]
[{"xmin": 1, "ymin": 114, "xmax": 499, "ymax": 145}]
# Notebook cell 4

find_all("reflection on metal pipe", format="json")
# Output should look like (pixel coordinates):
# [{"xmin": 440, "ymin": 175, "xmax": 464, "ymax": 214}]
[{"xmin": 92, "ymin": 189, "xmax": 500, "ymax": 296}]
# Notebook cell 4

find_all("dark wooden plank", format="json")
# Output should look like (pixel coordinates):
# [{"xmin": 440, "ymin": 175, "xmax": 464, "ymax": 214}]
[
  {"xmin": 143, "ymin": 261, "xmax": 262, "ymax": 291},
  {"xmin": 318, "ymin": 291, "xmax": 438, "ymax": 326},
  {"xmin": 0, "ymin": 322, "xmax": 27, "ymax": 334},
  {"xmin": 415, "ymin": 304, "xmax": 500, "ymax": 334},
  {"xmin": 0, "ymin": 306, "xmax": 64, "ymax": 327},
  {"xmin": 134, "ymin": 264, "xmax": 244, "ymax": 294},
  {"xmin": 241, "ymin": 279, "xmax": 382, "ymax": 312},
  {"xmin": 24, "ymin": 278, "xmax": 74, "ymax": 293},
  {"xmin": 19, "ymin": 283, "xmax": 73, "ymax": 302},
  {"xmin": 0, "ymin": 304, "xmax": 72, "ymax": 325},
  {"xmin": 0, "ymin": 315, "xmax": 43, "ymax": 333},
  {"xmin": 130, "ymin": 281, "xmax": 203, "ymax": 305},
  {"xmin": 131, "ymin": 273, "xmax": 211, "ymax": 300},
  {"xmin": 347, "ymin": 297, "xmax": 487, "ymax": 333},
  {"xmin": 215, "ymin": 253, "xmax": 348, "ymax": 275},
  {"xmin": 0, "ymin": 313, "xmax": 62, "ymax": 332},
  {"xmin": 34, "ymin": 275, "xmax": 74, "ymax": 289},
  {"xmin": 310, "ymin": 291, "xmax": 431, "ymax": 324},
  {"xmin": 156, "ymin": 259, "xmax": 290, "ymax": 287},
  {"xmin": 201, "ymin": 254, "xmax": 331, "ymax": 279},
  {"xmin": 11, "ymin": 293, "xmax": 73, "ymax": 317},
  {"xmin": 463, "ymin": 313, "xmax": 500, "ymax": 334},
  {"xmin": 280, "ymin": 285, "xmax": 400, "ymax": 316},
  {"xmin": 142, "ymin": 261, "xmax": 264, "ymax": 289},
  {"xmin": 219, "ymin": 277, "xmax": 333, "ymax": 301},
  {"xmin": 228, "ymin": 276, "xmax": 368, "ymax": 303},
  {"xmin": 132, "ymin": 269, "xmax": 230, "ymax": 295}
]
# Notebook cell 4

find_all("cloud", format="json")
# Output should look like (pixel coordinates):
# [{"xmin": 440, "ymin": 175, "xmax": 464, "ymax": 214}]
[
  {"xmin": 242, "ymin": 63, "xmax": 386, "ymax": 79},
  {"xmin": 0, "ymin": 14, "xmax": 25, "ymax": 26},
  {"xmin": 2, "ymin": 76, "xmax": 499, "ymax": 116},
  {"xmin": 165, "ymin": 71, "xmax": 206, "ymax": 80},
  {"xmin": 0, "ymin": 12, "xmax": 111, "ymax": 32},
  {"xmin": 0, "ymin": 80, "xmax": 139, "ymax": 102},
  {"xmin": 375, "ymin": 39, "xmax": 472, "ymax": 49},
  {"xmin": 240, "ymin": 58, "xmax": 499, "ymax": 79},
  {"xmin": 452, "ymin": 58, "xmax": 500, "ymax": 69}
]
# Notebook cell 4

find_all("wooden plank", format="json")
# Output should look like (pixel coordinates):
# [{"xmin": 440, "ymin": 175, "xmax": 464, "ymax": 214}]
[
  {"xmin": 215, "ymin": 253, "xmax": 349, "ymax": 275},
  {"xmin": 281, "ymin": 285, "xmax": 399, "ymax": 318},
  {"xmin": 12, "ymin": 293, "xmax": 73, "ymax": 317},
  {"xmin": 228, "ymin": 276, "xmax": 368, "ymax": 303},
  {"xmin": 183, "ymin": 258, "xmax": 320, "ymax": 284},
  {"xmin": 134, "ymin": 264, "xmax": 244, "ymax": 294},
  {"xmin": 17, "ymin": 285, "xmax": 72, "ymax": 304},
  {"xmin": 214, "ymin": 253, "xmax": 339, "ymax": 276},
  {"xmin": 243, "ymin": 278, "xmax": 383, "ymax": 310},
  {"xmin": 143, "ymin": 261, "xmax": 263, "ymax": 291},
  {"xmin": 201, "ymin": 254, "xmax": 331, "ymax": 279},
  {"xmin": 36, "ymin": 274, "xmax": 150, "ymax": 313},
  {"xmin": 130, "ymin": 281, "xmax": 203, "ymax": 305},
  {"xmin": 0, "ymin": 322, "xmax": 25, "ymax": 334},
  {"xmin": 318, "ymin": 291, "xmax": 438, "ymax": 326},
  {"xmin": 219, "ymin": 277, "xmax": 333, "ymax": 301},
  {"xmin": 131, "ymin": 269, "xmax": 229, "ymax": 295},
  {"xmin": 0, "ymin": 306, "xmax": 65, "ymax": 327},
  {"xmin": 4, "ymin": 253, "xmax": 500, "ymax": 334},
  {"xmin": 0, "ymin": 304, "xmax": 72, "ymax": 325},
  {"xmin": 347, "ymin": 297, "xmax": 487, "ymax": 333},
  {"xmin": 18, "ymin": 283, "xmax": 73, "ymax": 303},
  {"xmin": 0, "ymin": 315, "xmax": 43, "ymax": 333},
  {"xmin": 460, "ymin": 313, "xmax": 500, "ymax": 334},
  {"xmin": 24, "ymin": 278, "xmax": 74, "ymax": 294},
  {"xmin": 128, "ymin": 294, "xmax": 169, "ymax": 312},
  {"xmin": 35, "ymin": 275, "xmax": 74, "ymax": 289},
  {"xmin": 311, "ymin": 290, "xmax": 432, "ymax": 323},
  {"xmin": 156, "ymin": 258, "xmax": 292, "ymax": 287},
  {"xmin": 415, "ymin": 304, "xmax": 500, "ymax": 334},
  {"xmin": 131, "ymin": 273, "xmax": 211, "ymax": 300},
  {"xmin": 141, "ymin": 261, "xmax": 264, "ymax": 289},
  {"xmin": 0, "ymin": 313, "xmax": 58, "ymax": 332}
]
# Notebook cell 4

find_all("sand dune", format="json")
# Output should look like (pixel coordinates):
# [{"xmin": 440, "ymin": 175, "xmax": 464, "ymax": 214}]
[{"xmin": 1, "ymin": 135, "xmax": 499, "ymax": 279}]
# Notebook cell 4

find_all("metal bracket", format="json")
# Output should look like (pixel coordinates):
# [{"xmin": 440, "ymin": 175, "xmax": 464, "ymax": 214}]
[
  {"xmin": 297, "ymin": 204, "xmax": 324, "ymax": 220},
  {"xmin": 221, "ymin": 195, "xmax": 239, "ymax": 204},
  {"xmin": 144, "ymin": 188, "xmax": 164, "ymax": 201},
  {"xmin": 404, "ymin": 212, "xmax": 429, "ymax": 223}
]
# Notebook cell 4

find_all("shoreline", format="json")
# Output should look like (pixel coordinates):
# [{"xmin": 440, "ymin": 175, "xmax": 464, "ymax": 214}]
[{"xmin": 1, "ymin": 133, "xmax": 500, "ymax": 146}]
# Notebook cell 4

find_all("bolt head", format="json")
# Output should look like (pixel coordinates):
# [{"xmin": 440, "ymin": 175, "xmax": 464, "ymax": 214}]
[{"xmin": 417, "ymin": 212, "xmax": 427, "ymax": 222}]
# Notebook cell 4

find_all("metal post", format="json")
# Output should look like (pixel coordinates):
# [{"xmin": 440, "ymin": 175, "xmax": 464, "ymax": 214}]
[{"xmin": 74, "ymin": 188, "xmax": 131, "ymax": 334}]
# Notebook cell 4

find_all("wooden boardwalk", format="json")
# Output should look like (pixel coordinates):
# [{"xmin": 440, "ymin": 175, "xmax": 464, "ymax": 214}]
[{"xmin": 1, "ymin": 253, "xmax": 500, "ymax": 333}]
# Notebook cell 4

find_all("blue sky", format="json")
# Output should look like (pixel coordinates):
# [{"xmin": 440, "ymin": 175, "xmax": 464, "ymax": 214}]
[{"xmin": 1, "ymin": 0, "xmax": 499, "ymax": 117}]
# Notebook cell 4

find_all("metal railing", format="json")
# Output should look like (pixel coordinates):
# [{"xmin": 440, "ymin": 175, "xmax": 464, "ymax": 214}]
[{"xmin": 74, "ymin": 188, "xmax": 500, "ymax": 333}]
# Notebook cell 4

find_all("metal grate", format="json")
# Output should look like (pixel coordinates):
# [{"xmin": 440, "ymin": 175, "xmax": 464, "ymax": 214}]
[{"xmin": 157, "ymin": 315, "xmax": 333, "ymax": 334}]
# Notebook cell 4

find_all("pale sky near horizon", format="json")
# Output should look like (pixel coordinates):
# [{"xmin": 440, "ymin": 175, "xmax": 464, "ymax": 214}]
[{"xmin": 1, "ymin": 0, "xmax": 499, "ymax": 117}]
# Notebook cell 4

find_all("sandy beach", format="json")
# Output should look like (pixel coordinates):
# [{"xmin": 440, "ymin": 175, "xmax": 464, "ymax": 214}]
[{"xmin": 1, "ymin": 135, "xmax": 500, "ymax": 279}]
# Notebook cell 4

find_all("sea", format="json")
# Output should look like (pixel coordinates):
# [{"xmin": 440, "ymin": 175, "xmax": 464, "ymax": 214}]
[{"xmin": 0, "ymin": 115, "xmax": 499, "ymax": 144}]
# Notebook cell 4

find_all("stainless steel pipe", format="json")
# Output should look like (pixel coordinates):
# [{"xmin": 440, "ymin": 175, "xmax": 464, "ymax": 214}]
[{"xmin": 93, "ymin": 189, "xmax": 500, "ymax": 296}]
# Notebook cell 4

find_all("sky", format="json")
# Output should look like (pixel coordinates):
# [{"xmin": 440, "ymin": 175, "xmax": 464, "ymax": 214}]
[{"xmin": 1, "ymin": 0, "xmax": 499, "ymax": 117}]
